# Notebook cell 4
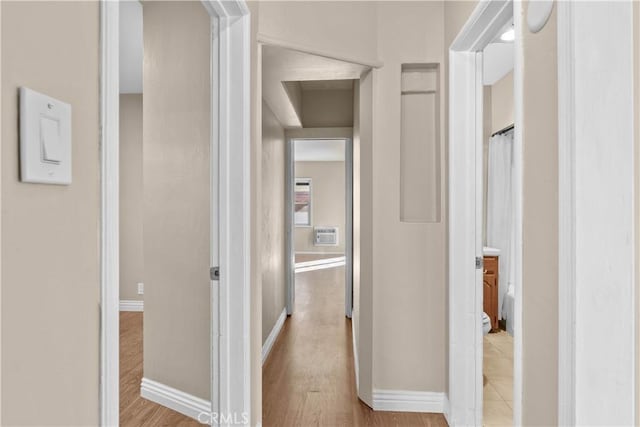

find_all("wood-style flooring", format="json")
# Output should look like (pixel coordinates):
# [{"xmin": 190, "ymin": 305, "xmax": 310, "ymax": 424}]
[
  {"xmin": 120, "ymin": 311, "xmax": 200, "ymax": 427},
  {"xmin": 262, "ymin": 266, "xmax": 448, "ymax": 427}
]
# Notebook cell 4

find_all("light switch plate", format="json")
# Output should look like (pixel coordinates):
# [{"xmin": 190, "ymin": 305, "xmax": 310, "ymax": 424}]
[{"xmin": 19, "ymin": 87, "xmax": 72, "ymax": 184}]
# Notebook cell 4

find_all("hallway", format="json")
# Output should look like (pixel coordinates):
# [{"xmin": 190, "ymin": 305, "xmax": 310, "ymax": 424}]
[{"xmin": 262, "ymin": 267, "xmax": 447, "ymax": 426}]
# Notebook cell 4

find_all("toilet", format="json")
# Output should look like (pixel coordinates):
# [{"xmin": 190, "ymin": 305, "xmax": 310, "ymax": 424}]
[{"xmin": 482, "ymin": 312, "xmax": 491, "ymax": 335}]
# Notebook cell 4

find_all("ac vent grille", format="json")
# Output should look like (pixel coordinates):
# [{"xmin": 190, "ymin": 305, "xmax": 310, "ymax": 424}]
[{"xmin": 314, "ymin": 226, "xmax": 338, "ymax": 246}]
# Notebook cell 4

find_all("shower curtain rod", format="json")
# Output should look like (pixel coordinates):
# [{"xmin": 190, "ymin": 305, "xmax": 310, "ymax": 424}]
[{"xmin": 491, "ymin": 123, "xmax": 514, "ymax": 137}]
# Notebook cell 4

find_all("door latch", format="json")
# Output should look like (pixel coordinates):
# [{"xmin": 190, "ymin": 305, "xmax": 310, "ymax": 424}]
[
  {"xmin": 475, "ymin": 257, "xmax": 483, "ymax": 270},
  {"xmin": 210, "ymin": 267, "xmax": 220, "ymax": 281}
]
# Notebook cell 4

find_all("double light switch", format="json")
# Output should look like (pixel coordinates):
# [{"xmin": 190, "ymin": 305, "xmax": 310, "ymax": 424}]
[{"xmin": 20, "ymin": 87, "xmax": 72, "ymax": 184}]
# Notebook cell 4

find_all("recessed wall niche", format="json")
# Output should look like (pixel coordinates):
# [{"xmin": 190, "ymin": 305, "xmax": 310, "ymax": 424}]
[{"xmin": 400, "ymin": 63, "xmax": 441, "ymax": 223}]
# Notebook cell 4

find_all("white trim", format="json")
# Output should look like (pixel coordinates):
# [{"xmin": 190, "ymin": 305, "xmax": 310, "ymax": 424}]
[
  {"xmin": 511, "ymin": 1, "xmax": 524, "ymax": 424},
  {"xmin": 558, "ymin": 1, "xmax": 636, "ymax": 424},
  {"xmin": 448, "ymin": 1, "xmax": 518, "ymax": 426},
  {"xmin": 213, "ymin": 4, "xmax": 252, "ymax": 423},
  {"xmin": 256, "ymin": 33, "xmax": 383, "ymax": 69},
  {"xmin": 261, "ymin": 308, "xmax": 286, "ymax": 365},
  {"xmin": 119, "ymin": 300, "xmax": 143, "ymax": 312},
  {"xmin": 372, "ymin": 390, "xmax": 447, "ymax": 414},
  {"xmin": 141, "ymin": 377, "xmax": 211, "ymax": 422},
  {"xmin": 351, "ymin": 318, "xmax": 359, "ymax": 394},
  {"xmin": 99, "ymin": 1, "xmax": 120, "ymax": 425},
  {"xmin": 557, "ymin": 1, "xmax": 575, "ymax": 424},
  {"xmin": 344, "ymin": 138, "xmax": 354, "ymax": 319},
  {"xmin": 285, "ymin": 139, "xmax": 295, "ymax": 315},
  {"xmin": 442, "ymin": 396, "xmax": 451, "ymax": 426}
]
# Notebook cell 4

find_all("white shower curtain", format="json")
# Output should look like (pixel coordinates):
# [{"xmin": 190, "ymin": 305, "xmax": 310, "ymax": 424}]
[{"xmin": 486, "ymin": 130, "xmax": 516, "ymax": 328}]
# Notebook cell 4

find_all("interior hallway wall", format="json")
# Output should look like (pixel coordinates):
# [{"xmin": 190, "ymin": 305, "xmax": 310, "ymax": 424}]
[
  {"xmin": 120, "ymin": 94, "xmax": 144, "ymax": 302},
  {"xmin": 1, "ymin": 2, "xmax": 100, "ymax": 424},
  {"xmin": 257, "ymin": 0, "xmax": 448, "ymax": 400},
  {"xmin": 261, "ymin": 100, "xmax": 286, "ymax": 344},
  {"xmin": 520, "ymin": 2, "xmax": 559, "ymax": 423},
  {"xmin": 373, "ymin": 1, "xmax": 447, "ymax": 393},
  {"xmin": 294, "ymin": 161, "xmax": 346, "ymax": 254},
  {"xmin": 142, "ymin": 1, "xmax": 211, "ymax": 400}
]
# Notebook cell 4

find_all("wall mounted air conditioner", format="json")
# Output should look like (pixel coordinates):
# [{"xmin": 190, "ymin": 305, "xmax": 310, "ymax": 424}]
[{"xmin": 314, "ymin": 226, "xmax": 338, "ymax": 246}]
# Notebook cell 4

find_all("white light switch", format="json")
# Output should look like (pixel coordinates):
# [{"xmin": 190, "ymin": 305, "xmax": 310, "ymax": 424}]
[
  {"xmin": 20, "ymin": 87, "xmax": 72, "ymax": 184},
  {"xmin": 41, "ymin": 116, "xmax": 62, "ymax": 163}
]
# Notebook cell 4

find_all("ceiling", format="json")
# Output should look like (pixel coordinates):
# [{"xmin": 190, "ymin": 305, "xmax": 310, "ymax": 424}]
[
  {"xmin": 120, "ymin": 1, "xmax": 143, "ymax": 94},
  {"xmin": 483, "ymin": 42, "xmax": 514, "ymax": 86},
  {"xmin": 262, "ymin": 45, "xmax": 369, "ymax": 128},
  {"xmin": 483, "ymin": 21, "xmax": 514, "ymax": 86},
  {"xmin": 294, "ymin": 139, "xmax": 345, "ymax": 162}
]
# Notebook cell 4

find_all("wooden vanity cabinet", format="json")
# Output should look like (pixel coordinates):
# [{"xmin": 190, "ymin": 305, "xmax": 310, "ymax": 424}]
[{"xmin": 483, "ymin": 255, "xmax": 499, "ymax": 331}]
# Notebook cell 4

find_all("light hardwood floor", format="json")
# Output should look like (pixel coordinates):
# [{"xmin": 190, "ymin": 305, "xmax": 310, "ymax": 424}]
[
  {"xmin": 262, "ymin": 266, "xmax": 448, "ymax": 426},
  {"xmin": 120, "ymin": 312, "xmax": 201, "ymax": 427}
]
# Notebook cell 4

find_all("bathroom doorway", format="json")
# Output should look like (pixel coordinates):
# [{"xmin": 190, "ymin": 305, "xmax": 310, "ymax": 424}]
[{"xmin": 447, "ymin": 1, "xmax": 523, "ymax": 425}]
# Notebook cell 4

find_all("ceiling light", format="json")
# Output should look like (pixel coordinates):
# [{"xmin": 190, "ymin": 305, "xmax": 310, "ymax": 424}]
[{"xmin": 500, "ymin": 27, "xmax": 515, "ymax": 42}]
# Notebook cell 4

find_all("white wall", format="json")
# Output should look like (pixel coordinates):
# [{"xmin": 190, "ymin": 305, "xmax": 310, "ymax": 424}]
[{"xmin": 294, "ymin": 161, "xmax": 346, "ymax": 254}]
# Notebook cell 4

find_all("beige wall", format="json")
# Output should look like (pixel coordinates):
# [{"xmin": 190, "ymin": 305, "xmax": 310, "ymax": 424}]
[
  {"xmin": 258, "ymin": 0, "xmax": 449, "ymax": 400},
  {"xmin": 120, "ymin": 94, "xmax": 144, "ymax": 302},
  {"xmin": 1, "ymin": 2, "xmax": 100, "ymax": 424},
  {"xmin": 258, "ymin": 1, "xmax": 378, "ymax": 65},
  {"xmin": 520, "ymin": 3, "xmax": 558, "ymax": 424},
  {"xmin": 142, "ymin": 1, "xmax": 211, "ymax": 400},
  {"xmin": 294, "ymin": 161, "xmax": 346, "ymax": 254},
  {"xmin": 261, "ymin": 101, "xmax": 286, "ymax": 344},
  {"xmin": 372, "ymin": 1, "xmax": 447, "ymax": 392},
  {"xmin": 301, "ymin": 89, "xmax": 354, "ymax": 128},
  {"xmin": 491, "ymin": 71, "xmax": 514, "ymax": 133}
]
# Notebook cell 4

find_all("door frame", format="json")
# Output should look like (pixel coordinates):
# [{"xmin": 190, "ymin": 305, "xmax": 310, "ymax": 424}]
[
  {"xmin": 99, "ymin": 1, "xmax": 251, "ymax": 425},
  {"xmin": 285, "ymin": 137, "xmax": 354, "ymax": 318},
  {"xmin": 557, "ymin": 1, "xmax": 636, "ymax": 424},
  {"xmin": 447, "ymin": 1, "xmax": 521, "ymax": 425}
]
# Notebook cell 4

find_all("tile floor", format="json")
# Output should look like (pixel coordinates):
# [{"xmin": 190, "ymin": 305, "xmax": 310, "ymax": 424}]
[{"xmin": 483, "ymin": 330, "xmax": 514, "ymax": 427}]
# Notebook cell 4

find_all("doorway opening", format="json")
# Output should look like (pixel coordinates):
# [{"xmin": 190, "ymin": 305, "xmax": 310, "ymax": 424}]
[
  {"xmin": 259, "ymin": 42, "xmax": 377, "ymax": 425},
  {"xmin": 287, "ymin": 137, "xmax": 353, "ymax": 318},
  {"xmin": 100, "ymin": 1, "xmax": 250, "ymax": 425},
  {"xmin": 448, "ymin": 1, "xmax": 522, "ymax": 425}
]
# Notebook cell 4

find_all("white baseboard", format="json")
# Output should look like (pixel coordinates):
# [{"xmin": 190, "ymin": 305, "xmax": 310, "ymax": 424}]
[
  {"xmin": 119, "ymin": 299, "xmax": 143, "ymax": 312},
  {"xmin": 372, "ymin": 389, "xmax": 447, "ymax": 413},
  {"xmin": 140, "ymin": 377, "xmax": 211, "ymax": 421},
  {"xmin": 351, "ymin": 317, "xmax": 359, "ymax": 393},
  {"xmin": 442, "ymin": 395, "xmax": 451, "ymax": 424},
  {"xmin": 262, "ymin": 308, "xmax": 287, "ymax": 364}
]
